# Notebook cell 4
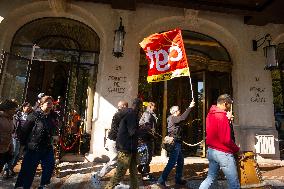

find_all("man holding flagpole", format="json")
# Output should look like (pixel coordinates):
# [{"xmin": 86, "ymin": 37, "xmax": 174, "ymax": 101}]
[
  {"xmin": 140, "ymin": 29, "xmax": 195, "ymax": 187},
  {"xmin": 157, "ymin": 101, "xmax": 195, "ymax": 187}
]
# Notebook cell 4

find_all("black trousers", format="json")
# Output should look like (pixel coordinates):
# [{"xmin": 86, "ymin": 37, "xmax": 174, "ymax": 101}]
[{"xmin": 0, "ymin": 151, "xmax": 12, "ymax": 172}]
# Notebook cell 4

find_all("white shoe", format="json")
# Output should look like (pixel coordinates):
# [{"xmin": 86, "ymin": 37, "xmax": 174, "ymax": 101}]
[
  {"xmin": 91, "ymin": 174, "xmax": 102, "ymax": 189},
  {"xmin": 38, "ymin": 185, "xmax": 48, "ymax": 189},
  {"xmin": 115, "ymin": 182, "xmax": 129, "ymax": 189}
]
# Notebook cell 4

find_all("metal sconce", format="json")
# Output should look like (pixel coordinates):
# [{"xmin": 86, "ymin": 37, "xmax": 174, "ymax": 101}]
[
  {"xmin": 113, "ymin": 17, "xmax": 125, "ymax": 58},
  {"xmin": 253, "ymin": 34, "xmax": 278, "ymax": 70}
]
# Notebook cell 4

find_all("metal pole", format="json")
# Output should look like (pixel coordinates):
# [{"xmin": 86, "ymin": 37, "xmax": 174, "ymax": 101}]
[
  {"xmin": 0, "ymin": 50, "xmax": 6, "ymax": 90},
  {"xmin": 202, "ymin": 71, "xmax": 206, "ymax": 157},
  {"xmin": 188, "ymin": 68, "xmax": 194, "ymax": 101},
  {"xmin": 23, "ymin": 44, "xmax": 39, "ymax": 102},
  {"xmin": 161, "ymin": 80, "xmax": 168, "ymax": 157}
]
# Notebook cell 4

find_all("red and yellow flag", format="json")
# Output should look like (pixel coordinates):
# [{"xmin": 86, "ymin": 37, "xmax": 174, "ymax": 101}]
[{"xmin": 139, "ymin": 29, "xmax": 189, "ymax": 82}]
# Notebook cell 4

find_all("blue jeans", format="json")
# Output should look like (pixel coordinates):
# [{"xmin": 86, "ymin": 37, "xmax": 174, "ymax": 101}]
[
  {"xmin": 199, "ymin": 148, "xmax": 240, "ymax": 189},
  {"xmin": 15, "ymin": 148, "xmax": 55, "ymax": 189},
  {"xmin": 4, "ymin": 138, "xmax": 21, "ymax": 171},
  {"xmin": 158, "ymin": 142, "xmax": 184, "ymax": 184}
]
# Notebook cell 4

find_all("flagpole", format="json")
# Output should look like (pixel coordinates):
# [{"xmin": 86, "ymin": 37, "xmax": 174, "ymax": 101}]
[
  {"xmin": 161, "ymin": 80, "xmax": 168, "ymax": 158},
  {"xmin": 188, "ymin": 68, "xmax": 194, "ymax": 101}
]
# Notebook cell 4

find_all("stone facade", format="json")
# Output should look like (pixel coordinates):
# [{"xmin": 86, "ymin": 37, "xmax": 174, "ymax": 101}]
[{"xmin": 0, "ymin": 1, "xmax": 283, "ymax": 159}]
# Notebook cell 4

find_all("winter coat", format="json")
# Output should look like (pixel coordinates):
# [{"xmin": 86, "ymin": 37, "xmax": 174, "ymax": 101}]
[
  {"xmin": 0, "ymin": 111, "xmax": 14, "ymax": 153},
  {"xmin": 206, "ymin": 105, "xmax": 239, "ymax": 154},
  {"xmin": 20, "ymin": 110, "xmax": 56, "ymax": 151},
  {"xmin": 116, "ymin": 109, "xmax": 139, "ymax": 153},
  {"xmin": 108, "ymin": 108, "xmax": 130, "ymax": 141},
  {"xmin": 139, "ymin": 108, "xmax": 158, "ymax": 141}
]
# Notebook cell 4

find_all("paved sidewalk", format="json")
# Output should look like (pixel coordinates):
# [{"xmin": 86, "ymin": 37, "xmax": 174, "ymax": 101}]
[{"xmin": 0, "ymin": 156, "xmax": 283, "ymax": 189}]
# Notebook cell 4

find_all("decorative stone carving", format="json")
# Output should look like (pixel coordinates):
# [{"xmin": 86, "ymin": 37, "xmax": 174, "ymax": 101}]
[
  {"xmin": 183, "ymin": 9, "xmax": 200, "ymax": 27},
  {"xmin": 48, "ymin": 0, "xmax": 69, "ymax": 13}
]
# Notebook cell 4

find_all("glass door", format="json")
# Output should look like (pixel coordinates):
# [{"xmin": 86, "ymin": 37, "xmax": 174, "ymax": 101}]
[{"xmin": 0, "ymin": 53, "xmax": 29, "ymax": 103}]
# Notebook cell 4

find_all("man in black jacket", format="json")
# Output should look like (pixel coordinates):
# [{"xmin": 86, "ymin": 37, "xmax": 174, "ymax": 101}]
[
  {"xmin": 91, "ymin": 100, "xmax": 128, "ymax": 188},
  {"xmin": 105, "ymin": 98, "xmax": 142, "ymax": 189},
  {"xmin": 15, "ymin": 96, "xmax": 56, "ymax": 189}
]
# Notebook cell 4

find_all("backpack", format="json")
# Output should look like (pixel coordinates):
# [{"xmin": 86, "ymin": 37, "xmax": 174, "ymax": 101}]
[
  {"xmin": 108, "ymin": 109, "xmax": 129, "ymax": 141},
  {"xmin": 137, "ymin": 142, "xmax": 149, "ymax": 165},
  {"xmin": 13, "ymin": 111, "xmax": 24, "ymax": 139}
]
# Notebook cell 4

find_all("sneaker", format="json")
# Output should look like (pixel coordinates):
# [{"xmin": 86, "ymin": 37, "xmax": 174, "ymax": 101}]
[
  {"xmin": 3, "ymin": 170, "xmax": 10, "ymax": 179},
  {"xmin": 38, "ymin": 185, "xmax": 48, "ymax": 189},
  {"xmin": 175, "ymin": 179, "xmax": 187, "ymax": 185},
  {"xmin": 142, "ymin": 175, "xmax": 156, "ymax": 181},
  {"xmin": 156, "ymin": 177, "xmax": 166, "ymax": 187},
  {"xmin": 156, "ymin": 182, "xmax": 166, "ymax": 188},
  {"xmin": 116, "ymin": 182, "xmax": 130, "ymax": 188},
  {"xmin": 91, "ymin": 174, "xmax": 102, "ymax": 189}
]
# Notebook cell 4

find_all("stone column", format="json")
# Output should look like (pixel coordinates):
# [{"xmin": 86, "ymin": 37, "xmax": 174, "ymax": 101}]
[{"xmin": 85, "ymin": 68, "xmax": 95, "ymax": 134}]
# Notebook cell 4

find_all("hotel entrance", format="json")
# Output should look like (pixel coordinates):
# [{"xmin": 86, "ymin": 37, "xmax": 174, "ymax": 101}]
[
  {"xmin": 139, "ymin": 30, "xmax": 232, "ymax": 157},
  {"xmin": 0, "ymin": 17, "xmax": 100, "ymax": 155}
]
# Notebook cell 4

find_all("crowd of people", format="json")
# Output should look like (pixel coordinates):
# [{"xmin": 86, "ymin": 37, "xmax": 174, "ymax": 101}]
[
  {"xmin": 0, "ymin": 93, "xmax": 240, "ymax": 189},
  {"xmin": 91, "ymin": 94, "xmax": 240, "ymax": 189}
]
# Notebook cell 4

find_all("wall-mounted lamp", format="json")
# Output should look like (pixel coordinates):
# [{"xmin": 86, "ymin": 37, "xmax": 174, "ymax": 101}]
[
  {"xmin": 113, "ymin": 17, "xmax": 125, "ymax": 58},
  {"xmin": 0, "ymin": 16, "xmax": 4, "ymax": 24},
  {"xmin": 252, "ymin": 34, "xmax": 278, "ymax": 70}
]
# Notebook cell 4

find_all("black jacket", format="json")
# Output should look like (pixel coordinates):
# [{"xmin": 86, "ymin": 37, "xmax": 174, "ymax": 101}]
[
  {"xmin": 108, "ymin": 108, "xmax": 130, "ymax": 141},
  {"xmin": 116, "ymin": 109, "xmax": 140, "ymax": 153},
  {"xmin": 20, "ymin": 110, "xmax": 56, "ymax": 151}
]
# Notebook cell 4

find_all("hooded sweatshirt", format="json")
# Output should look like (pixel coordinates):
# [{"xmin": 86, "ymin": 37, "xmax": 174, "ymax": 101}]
[{"xmin": 206, "ymin": 105, "xmax": 239, "ymax": 154}]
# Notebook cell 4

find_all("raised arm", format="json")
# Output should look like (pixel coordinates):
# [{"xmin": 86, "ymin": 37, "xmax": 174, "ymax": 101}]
[{"xmin": 172, "ymin": 101, "xmax": 195, "ymax": 124}]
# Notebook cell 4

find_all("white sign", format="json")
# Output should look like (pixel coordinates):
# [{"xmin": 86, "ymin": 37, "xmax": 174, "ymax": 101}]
[{"xmin": 255, "ymin": 135, "xmax": 275, "ymax": 154}]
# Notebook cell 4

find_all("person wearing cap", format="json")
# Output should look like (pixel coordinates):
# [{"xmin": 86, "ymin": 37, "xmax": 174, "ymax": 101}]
[
  {"xmin": 0, "ymin": 100, "xmax": 18, "ymax": 176},
  {"xmin": 104, "ymin": 98, "xmax": 143, "ymax": 189},
  {"xmin": 157, "ymin": 100, "xmax": 195, "ymax": 187},
  {"xmin": 199, "ymin": 94, "xmax": 240, "ymax": 189}
]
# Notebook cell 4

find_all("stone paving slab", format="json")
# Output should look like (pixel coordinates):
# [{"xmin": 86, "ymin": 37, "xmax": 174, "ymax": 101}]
[
  {"xmin": 1, "ymin": 156, "xmax": 284, "ymax": 189},
  {"xmin": 1, "ymin": 173, "xmax": 284, "ymax": 189}
]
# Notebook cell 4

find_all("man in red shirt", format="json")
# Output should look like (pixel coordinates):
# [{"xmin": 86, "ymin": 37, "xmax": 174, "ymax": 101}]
[{"xmin": 199, "ymin": 94, "xmax": 240, "ymax": 189}]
